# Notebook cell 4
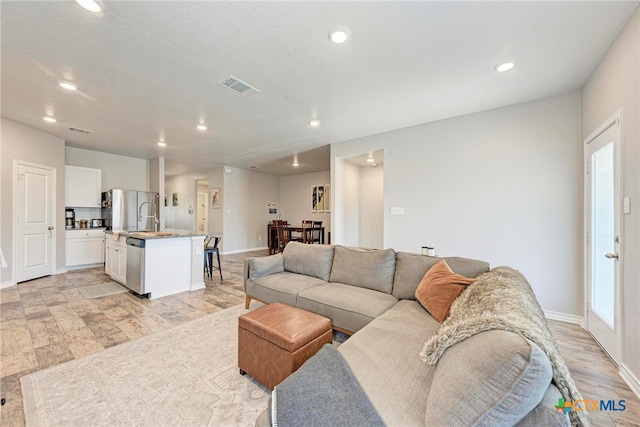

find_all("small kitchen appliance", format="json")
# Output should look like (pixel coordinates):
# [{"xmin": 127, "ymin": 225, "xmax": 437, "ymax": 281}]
[
  {"xmin": 90, "ymin": 219, "xmax": 104, "ymax": 228},
  {"xmin": 65, "ymin": 209, "xmax": 75, "ymax": 229},
  {"xmin": 79, "ymin": 219, "xmax": 89, "ymax": 229}
]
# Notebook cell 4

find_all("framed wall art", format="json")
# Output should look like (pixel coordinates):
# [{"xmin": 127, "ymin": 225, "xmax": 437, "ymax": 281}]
[{"xmin": 211, "ymin": 188, "xmax": 220, "ymax": 209}]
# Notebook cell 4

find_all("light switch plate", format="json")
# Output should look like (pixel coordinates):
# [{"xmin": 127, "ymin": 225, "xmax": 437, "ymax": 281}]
[
  {"xmin": 390, "ymin": 207, "xmax": 404, "ymax": 215},
  {"xmin": 624, "ymin": 197, "xmax": 630, "ymax": 214}
]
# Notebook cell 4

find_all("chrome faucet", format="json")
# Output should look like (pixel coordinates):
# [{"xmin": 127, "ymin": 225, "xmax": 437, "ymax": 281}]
[{"xmin": 138, "ymin": 201, "xmax": 160, "ymax": 231}]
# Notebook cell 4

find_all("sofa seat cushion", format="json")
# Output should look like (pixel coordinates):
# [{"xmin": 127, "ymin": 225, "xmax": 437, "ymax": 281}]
[
  {"xmin": 282, "ymin": 242, "xmax": 335, "ymax": 281},
  {"xmin": 424, "ymin": 330, "xmax": 553, "ymax": 426},
  {"xmin": 245, "ymin": 272, "xmax": 327, "ymax": 307},
  {"xmin": 338, "ymin": 300, "xmax": 440, "ymax": 426},
  {"xmin": 297, "ymin": 283, "xmax": 398, "ymax": 333},
  {"xmin": 329, "ymin": 246, "xmax": 396, "ymax": 293}
]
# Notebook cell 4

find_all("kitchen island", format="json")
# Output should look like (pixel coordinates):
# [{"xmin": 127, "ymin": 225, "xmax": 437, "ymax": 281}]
[{"xmin": 105, "ymin": 230, "xmax": 206, "ymax": 299}]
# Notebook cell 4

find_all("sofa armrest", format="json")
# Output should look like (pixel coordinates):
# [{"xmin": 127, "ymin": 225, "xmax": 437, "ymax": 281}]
[
  {"xmin": 246, "ymin": 254, "xmax": 285, "ymax": 282},
  {"xmin": 425, "ymin": 330, "xmax": 553, "ymax": 426}
]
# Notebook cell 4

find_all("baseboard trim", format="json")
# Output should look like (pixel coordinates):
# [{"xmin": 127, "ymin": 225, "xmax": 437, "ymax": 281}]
[
  {"xmin": 619, "ymin": 363, "xmax": 640, "ymax": 400},
  {"xmin": 544, "ymin": 310, "xmax": 584, "ymax": 327},
  {"xmin": 56, "ymin": 267, "xmax": 68, "ymax": 275},
  {"xmin": 222, "ymin": 246, "xmax": 268, "ymax": 255},
  {"xmin": 64, "ymin": 264, "xmax": 103, "ymax": 271},
  {"xmin": 0, "ymin": 280, "xmax": 16, "ymax": 289},
  {"xmin": 190, "ymin": 282, "xmax": 205, "ymax": 291}
]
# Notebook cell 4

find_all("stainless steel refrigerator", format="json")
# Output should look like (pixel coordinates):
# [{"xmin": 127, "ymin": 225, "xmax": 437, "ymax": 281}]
[{"xmin": 102, "ymin": 189, "xmax": 159, "ymax": 231}]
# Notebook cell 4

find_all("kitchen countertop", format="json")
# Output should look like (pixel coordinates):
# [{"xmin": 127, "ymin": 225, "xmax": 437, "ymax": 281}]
[{"xmin": 104, "ymin": 230, "xmax": 207, "ymax": 240}]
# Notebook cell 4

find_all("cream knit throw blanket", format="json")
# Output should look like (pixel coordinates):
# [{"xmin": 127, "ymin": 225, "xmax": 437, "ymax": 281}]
[{"xmin": 420, "ymin": 266, "xmax": 588, "ymax": 427}]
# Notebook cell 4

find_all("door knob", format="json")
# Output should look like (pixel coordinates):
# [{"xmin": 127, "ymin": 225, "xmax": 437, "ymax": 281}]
[
  {"xmin": 47, "ymin": 226, "xmax": 54, "ymax": 230},
  {"xmin": 605, "ymin": 253, "xmax": 619, "ymax": 260}
]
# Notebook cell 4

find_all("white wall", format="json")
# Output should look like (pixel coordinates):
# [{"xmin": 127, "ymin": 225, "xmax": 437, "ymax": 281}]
[
  {"xmin": 360, "ymin": 165, "xmax": 384, "ymax": 249},
  {"xmin": 333, "ymin": 159, "xmax": 361, "ymax": 246},
  {"xmin": 66, "ymin": 146, "xmax": 148, "ymax": 191},
  {"xmin": 581, "ymin": 6, "xmax": 640, "ymax": 388},
  {"xmin": 222, "ymin": 167, "xmax": 280, "ymax": 253},
  {"xmin": 332, "ymin": 92, "xmax": 582, "ymax": 317},
  {"xmin": 1, "ymin": 119, "xmax": 66, "ymax": 284},
  {"xmin": 279, "ymin": 171, "xmax": 331, "ymax": 240},
  {"xmin": 164, "ymin": 173, "xmax": 199, "ymax": 230}
]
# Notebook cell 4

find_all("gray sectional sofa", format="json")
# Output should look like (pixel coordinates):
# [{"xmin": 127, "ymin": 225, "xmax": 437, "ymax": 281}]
[{"xmin": 244, "ymin": 242, "xmax": 570, "ymax": 426}]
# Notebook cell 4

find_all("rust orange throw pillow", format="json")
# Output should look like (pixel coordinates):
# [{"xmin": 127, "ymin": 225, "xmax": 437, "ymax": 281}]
[{"xmin": 415, "ymin": 260, "xmax": 475, "ymax": 322}]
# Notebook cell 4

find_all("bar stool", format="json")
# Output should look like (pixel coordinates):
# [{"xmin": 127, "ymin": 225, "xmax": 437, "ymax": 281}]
[{"xmin": 204, "ymin": 234, "xmax": 223, "ymax": 281}]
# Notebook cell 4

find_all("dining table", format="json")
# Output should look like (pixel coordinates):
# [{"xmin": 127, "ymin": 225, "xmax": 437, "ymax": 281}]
[{"xmin": 267, "ymin": 224, "xmax": 325, "ymax": 254}]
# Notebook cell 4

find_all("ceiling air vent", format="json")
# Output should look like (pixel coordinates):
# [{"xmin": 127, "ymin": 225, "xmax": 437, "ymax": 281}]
[
  {"xmin": 69, "ymin": 126, "xmax": 91, "ymax": 134},
  {"xmin": 219, "ymin": 75, "xmax": 260, "ymax": 96}
]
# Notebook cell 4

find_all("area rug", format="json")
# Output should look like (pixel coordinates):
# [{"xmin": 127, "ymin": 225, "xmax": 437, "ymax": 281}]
[
  {"xmin": 21, "ymin": 304, "xmax": 270, "ymax": 427},
  {"xmin": 78, "ymin": 282, "xmax": 129, "ymax": 299}
]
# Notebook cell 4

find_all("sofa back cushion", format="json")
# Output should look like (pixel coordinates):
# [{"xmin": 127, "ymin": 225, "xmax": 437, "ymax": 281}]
[
  {"xmin": 282, "ymin": 241, "xmax": 335, "ymax": 281},
  {"xmin": 392, "ymin": 253, "xmax": 489, "ymax": 300},
  {"xmin": 329, "ymin": 246, "xmax": 396, "ymax": 294}
]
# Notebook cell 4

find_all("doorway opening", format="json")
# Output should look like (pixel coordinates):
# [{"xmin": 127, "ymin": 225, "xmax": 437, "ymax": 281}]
[
  {"xmin": 334, "ymin": 150, "xmax": 384, "ymax": 248},
  {"xmin": 195, "ymin": 178, "xmax": 209, "ymax": 233}
]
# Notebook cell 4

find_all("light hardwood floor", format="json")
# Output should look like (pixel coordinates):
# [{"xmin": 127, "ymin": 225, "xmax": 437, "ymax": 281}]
[{"xmin": 1, "ymin": 249, "xmax": 638, "ymax": 426}]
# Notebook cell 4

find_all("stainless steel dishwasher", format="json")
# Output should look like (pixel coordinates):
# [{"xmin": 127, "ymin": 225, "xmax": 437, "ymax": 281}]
[{"xmin": 126, "ymin": 237, "xmax": 146, "ymax": 295}]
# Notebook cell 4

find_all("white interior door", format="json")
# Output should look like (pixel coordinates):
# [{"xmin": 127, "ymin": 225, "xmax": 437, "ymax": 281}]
[
  {"xmin": 585, "ymin": 116, "xmax": 622, "ymax": 363},
  {"xmin": 15, "ymin": 162, "xmax": 56, "ymax": 282},
  {"xmin": 197, "ymin": 193, "xmax": 208, "ymax": 233}
]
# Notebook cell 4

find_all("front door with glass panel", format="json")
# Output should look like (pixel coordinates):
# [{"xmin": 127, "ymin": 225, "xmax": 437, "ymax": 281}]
[{"xmin": 585, "ymin": 117, "xmax": 621, "ymax": 364}]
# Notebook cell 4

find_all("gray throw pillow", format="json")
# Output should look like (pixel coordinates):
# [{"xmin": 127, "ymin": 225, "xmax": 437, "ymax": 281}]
[{"xmin": 249, "ymin": 254, "xmax": 284, "ymax": 280}]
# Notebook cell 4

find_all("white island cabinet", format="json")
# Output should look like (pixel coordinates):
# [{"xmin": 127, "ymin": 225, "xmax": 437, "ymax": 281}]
[
  {"xmin": 107, "ymin": 231, "xmax": 205, "ymax": 299},
  {"xmin": 105, "ymin": 234, "xmax": 127, "ymax": 284}
]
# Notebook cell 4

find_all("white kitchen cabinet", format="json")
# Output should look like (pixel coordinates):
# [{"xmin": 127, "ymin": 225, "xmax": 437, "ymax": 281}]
[
  {"xmin": 66, "ymin": 229, "xmax": 105, "ymax": 268},
  {"xmin": 105, "ymin": 235, "xmax": 127, "ymax": 284},
  {"xmin": 65, "ymin": 165, "xmax": 102, "ymax": 207}
]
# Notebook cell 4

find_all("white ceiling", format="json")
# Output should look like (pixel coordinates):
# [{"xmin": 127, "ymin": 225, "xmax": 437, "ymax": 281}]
[{"xmin": 1, "ymin": 1, "xmax": 637, "ymax": 176}]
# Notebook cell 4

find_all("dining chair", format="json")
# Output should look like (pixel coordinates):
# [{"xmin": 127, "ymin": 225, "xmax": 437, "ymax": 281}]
[
  {"xmin": 308, "ymin": 221, "xmax": 322, "ymax": 244},
  {"xmin": 204, "ymin": 234, "xmax": 223, "ymax": 281},
  {"xmin": 276, "ymin": 224, "xmax": 291, "ymax": 253},
  {"xmin": 292, "ymin": 220, "xmax": 313, "ymax": 242},
  {"xmin": 271, "ymin": 220, "xmax": 288, "ymax": 253}
]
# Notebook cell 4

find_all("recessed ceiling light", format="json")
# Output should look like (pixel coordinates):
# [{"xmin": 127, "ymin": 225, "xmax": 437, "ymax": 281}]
[
  {"xmin": 309, "ymin": 119, "xmax": 320, "ymax": 127},
  {"xmin": 59, "ymin": 81, "xmax": 77, "ymax": 91},
  {"xmin": 197, "ymin": 124, "xmax": 207, "ymax": 131},
  {"xmin": 329, "ymin": 28, "xmax": 349, "ymax": 44},
  {"xmin": 43, "ymin": 116, "xmax": 57, "ymax": 123},
  {"xmin": 157, "ymin": 141, "xmax": 166, "ymax": 147},
  {"xmin": 494, "ymin": 59, "xmax": 517, "ymax": 72},
  {"xmin": 76, "ymin": 0, "xmax": 102, "ymax": 13}
]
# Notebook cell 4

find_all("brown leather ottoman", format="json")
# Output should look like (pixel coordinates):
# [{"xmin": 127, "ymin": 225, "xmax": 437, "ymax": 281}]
[{"xmin": 238, "ymin": 302, "xmax": 332, "ymax": 390}]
